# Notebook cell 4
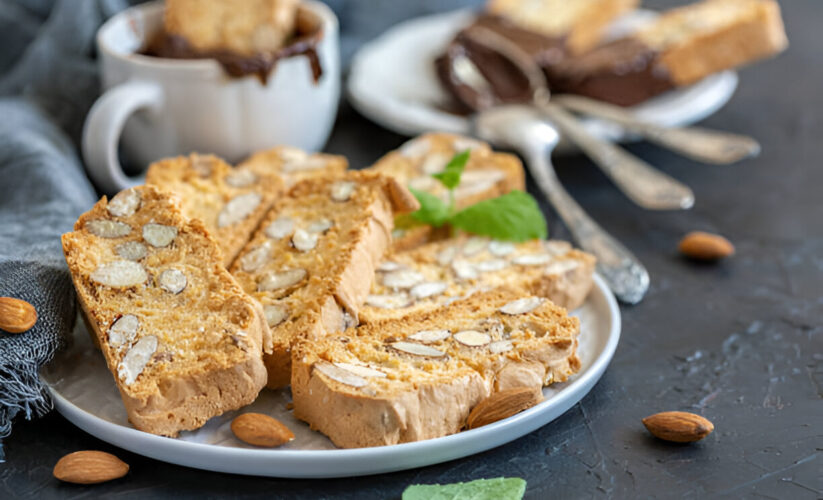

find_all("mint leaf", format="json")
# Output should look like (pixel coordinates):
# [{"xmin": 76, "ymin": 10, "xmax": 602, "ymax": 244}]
[
  {"xmin": 402, "ymin": 477, "xmax": 526, "ymax": 500},
  {"xmin": 432, "ymin": 149, "xmax": 470, "ymax": 190},
  {"xmin": 408, "ymin": 187, "xmax": 450, "ymax": 227},
  {"xmin": 450, "ymin": 190, "xmax": 547, "ymax": 242}
]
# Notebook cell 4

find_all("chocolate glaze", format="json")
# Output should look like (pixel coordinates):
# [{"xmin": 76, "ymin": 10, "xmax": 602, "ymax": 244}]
[
  {"xmin": 438, "ymin": 14, "xmax": 675, "ymax": 108},
  {"xmin": 549, "ymin": 38, "xmax": 675, "ymax": 107},
  {"xmin": 141, "ymin": 14, "xmax": 323, "ymax": 85},
  {"xmin": 435, "ymin": 26, "xmax": 535, "ymax": 113}
]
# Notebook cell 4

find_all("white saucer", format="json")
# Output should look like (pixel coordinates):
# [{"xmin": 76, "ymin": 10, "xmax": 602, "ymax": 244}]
[
  {"xmin": 41, "ymin": 275, "xmax": 620, "ymax": 478},
  {"xmin": 347, "ymin": 9, "xmax": 738, "ymax": 149}
]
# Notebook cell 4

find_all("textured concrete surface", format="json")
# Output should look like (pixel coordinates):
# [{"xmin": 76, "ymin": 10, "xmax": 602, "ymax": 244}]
[{"xmin": 3, "ymin": 0, "xmax": 821, "ymax": 498}]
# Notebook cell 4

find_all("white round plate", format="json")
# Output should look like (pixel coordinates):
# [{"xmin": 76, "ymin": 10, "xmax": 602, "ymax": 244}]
[
  {"xmin": 347, "ymin": 9, "xmax": 738, "ymax": 148},
  {"xmin": 42, "ymin": 274, "xmax": 620, "ymax": 478}
]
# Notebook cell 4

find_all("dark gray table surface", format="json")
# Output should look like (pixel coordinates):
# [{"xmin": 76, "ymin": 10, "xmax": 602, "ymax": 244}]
[{"xmin": 3, "ymin": 1, "xmax": 822, "ymax": 498}]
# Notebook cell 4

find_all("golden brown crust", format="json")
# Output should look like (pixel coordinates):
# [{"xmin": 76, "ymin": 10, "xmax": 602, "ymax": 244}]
[
  {"xmin": 164, "ymin": 0, "xmax": 299, "ymax": 55},
  {"xmin": 485, "ymin": 0, "xmax": 639, "ymax": 53},
  {"xmin": 145, "ymin": 153, "xmax": 283, "ymax": 267},
  {"xmin": 238, "ymin": 146, "xmax": 349, "ymax": 189},
  {"xmin": 645, "ymin": 0, "xmax": 788, "ymax": 85},
  {"xmin": 369, "ymin": 133, "xmax": 525, "ymax": 251},
  {"xmin": 230, "ymin": 171, "xmax": 418, "ymax": 388},
  {"xmin": 291, "ymin": 289, "xmax": 581, "ymax": 448},
  {"xmin": 62, "ymin": 186, "xmax": 268, "ymax": 437},
  {"xmin": 361, "ymin": 237, "xmax": 595, "ymax": 324}
]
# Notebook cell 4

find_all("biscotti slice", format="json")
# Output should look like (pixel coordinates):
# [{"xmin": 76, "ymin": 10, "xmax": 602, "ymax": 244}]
[
  {"xmin": 145, "ymin": 153, "xmax": 283, "ymax": 267},
  {"xmin": 164, "ymin": 0, "xmax": 299, "ymax": 55},
  {"xmin": 551, "ymin": 0, "xmax": 787, "ymax": 105},
  {"xmin": 229, "ymin": 171, "xmax": 419, "ymax": 388},
  {"xmin": 486, "ymin": 0, "xmax": 639, "ymax": 54},
  {"xmin": 61, "ymin": 186, "xmax": 268, "ymax": 437},
  {"xmin": 362, "ymin": 237, "xmax": 595, "ymax": 324},
  {"xmin": 369, "ymin": 133, "xmax": 525, "ymax": 251},
  {"xmin": 238, "ymin": 146, "xmax": 348, "ymax": 189},
  {"xmin": 292, "ymin": 289, "xmax": 581, "ymax": 448}
]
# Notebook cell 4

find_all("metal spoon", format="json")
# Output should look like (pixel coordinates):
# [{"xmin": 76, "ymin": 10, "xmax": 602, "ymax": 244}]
[
  {"xmin": 553, "ymin": 94, "xmax": 761, "ymax": 165},
  {"xmin": 453, "ymin": 26, "xmax": 694, "ymax": 211},
  {"xmin": 474, "ymin": 105, "xmax": 649, "ymax": 304}
]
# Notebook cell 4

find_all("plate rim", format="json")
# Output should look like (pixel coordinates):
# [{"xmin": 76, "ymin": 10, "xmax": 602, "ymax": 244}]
[
  {"xmin": 346, "ymin": 7, "xmax": 739, "ymax": 142},
  {"xmin": 44, "ymin": 274, "xmax": 620, "ymax": 478}
]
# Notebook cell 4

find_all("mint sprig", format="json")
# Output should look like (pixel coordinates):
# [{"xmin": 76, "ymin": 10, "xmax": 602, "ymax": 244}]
[
  {"xmin": 402, "ymin": 477, "xmax": 527, "ymax": 500},
  {"xmin": 403, "ymin": 150, "xmax": 547, "ymax": 242}
]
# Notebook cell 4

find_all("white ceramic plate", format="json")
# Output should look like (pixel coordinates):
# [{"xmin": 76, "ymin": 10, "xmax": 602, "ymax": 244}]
[
  {"xmin": 41, "ymin": 274, "xmax": 619, "ymax": 478},
  {"xmin": 347, "ymin": 9, "xmax": 738, "ymax": 148}
]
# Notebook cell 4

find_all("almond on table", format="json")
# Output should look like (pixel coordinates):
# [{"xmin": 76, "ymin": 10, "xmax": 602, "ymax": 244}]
[
  {"xmin": 0, "ymin": 297, "xmax": 37, "ymax": 334},
  {"xmin": 291, "ymin": 290, "xmax": 581, "ymax": 448},
  {"xmin": 61, "ymin": 186, "xmax": 269, "ymax": 437},
  {"xmin": 229, "ymin": 171, "xmax": 419, "ymax": 388}
]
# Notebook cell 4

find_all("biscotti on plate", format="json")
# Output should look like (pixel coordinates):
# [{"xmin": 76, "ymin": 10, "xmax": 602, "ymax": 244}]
[
  {"xmin": 486, "ymin": 0, "xmax": 639, "ymax": 54},
  {"xmin": 362, "ymin": 236, "xmax": 595, "ymax": 324},
  {"xmin": 291, "ymin": 289, "xmax": 581, "ymax": 448},
  {"xmin": 229, "ymin": 171, "xmax": 419, "ymax": 388},
  {"xmin": 145, "ymin": 153, "xmax": 283, "ymax": 267},
  {"xmin": 551, "ymin": 0, "xmax": 787, "ymax": 105},
  {"xmin": 61, "ymin": 186, "xmax": 268, "ymax": 437},
  {"xmin": 238, "ymin": 146, "xmax": 349, "ymax": 188},
  {"xmin": 164, "ymin": 0, "xmax": 299, "ymax": 55},
  {"xmin": 369, "ymin": 133, "xmax": 525, "ymax": 251}
]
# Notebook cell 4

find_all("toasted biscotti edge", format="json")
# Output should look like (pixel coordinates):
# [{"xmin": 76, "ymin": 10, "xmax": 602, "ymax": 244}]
[
  {"xmin": 291, "ymin": 290, "xmax": 581, "ymax": 448},
  {"xmin": 565, "ymin": 0, "xmax": 640, "ymax": 54},
  {"xmin": 648, "ymin": 0, "xmax": 788, "ymax": 85},
  {"xmin": 485, "ymin": 0, "xmax": 639, "ymax": 54},
  {"xmin": 237, "ymin": 172, "xmax": 419, "ymax": 388},
  {"xmin": 292, "ymin": 360, "xmax": 487, "ymax": 448},
  {"xmin": 527, "ymin": 248, "xmax": 596, "ymax": 311},
  {"xmin": 61, "ymin": 187, "xmax": 269, "ymax": 437}
]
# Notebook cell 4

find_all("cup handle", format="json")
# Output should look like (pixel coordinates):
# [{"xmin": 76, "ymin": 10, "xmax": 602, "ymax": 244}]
[{"xmin": 82, "ymin": 81, "xmax": 164, "ymax": 194}]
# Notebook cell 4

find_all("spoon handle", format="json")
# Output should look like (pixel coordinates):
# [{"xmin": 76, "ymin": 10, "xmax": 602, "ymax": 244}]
[
  {"xmin": 538, "ymin": 102, "xmax": 695, "ymax": 211},
  {"xmin": 554, "ymin": 94, "xmax": 761, "ymax": 164},
  {"xmin": 522, "ymin": 142, "xmax": 649, "ymax": 304}
]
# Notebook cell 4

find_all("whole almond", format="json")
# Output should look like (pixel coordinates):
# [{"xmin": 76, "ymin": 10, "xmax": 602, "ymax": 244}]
[
  {"xmin": 0, "ymin": 297, "xmax": 37, "ymax": 334},
  {"xmin": 678, "ymin": 232, "xmax": 735, "ymax": 260},
  {"xmin": 231, "ymin": 413, "xmax": 294, "ymax": 447},
  {"xmin": 642, "ymin": 411, "xmax": 714, "ymax": 443},
  {"xmin": 467, "ymin": 387, "xmax": 543, "ymax": 429},
  {"xmin": 53, "ymin": 450, "xmax": 129, "ymax": 484}
]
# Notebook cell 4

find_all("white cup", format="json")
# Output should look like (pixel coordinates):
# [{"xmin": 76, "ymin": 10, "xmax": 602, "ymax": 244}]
[{"xmin": 83, "ymin": 0, "xmax": 340, "ymax": 193}]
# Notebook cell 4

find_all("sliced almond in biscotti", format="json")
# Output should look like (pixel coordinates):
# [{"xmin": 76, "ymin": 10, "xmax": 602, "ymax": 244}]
[
  {"xmin": 291, "ymin": 289, "xmax": 581, "ymax": 448},
  {"xmin": 369, "ymin": 133, "xmax": 526, "ymax": 251},
  {"xmin": 238, "ymin": 146, "xmax": 348, "ymax": 188},
  {"xmin": 359, "ymin": 236, "xmax": 595, "ymax": 325},
  {"xmin": 145, "ymin": 153, "xmax": 283, "ymax": 267},
  {"xmin": 61, "ymin": 185, "xmax": 269, "ymax": 437},
  {"xmin": 230, "ymin": 171, "xmax": 419, "ymax": 388}
]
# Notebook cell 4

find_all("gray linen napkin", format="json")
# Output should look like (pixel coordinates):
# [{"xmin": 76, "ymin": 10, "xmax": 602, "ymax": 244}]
[{"xmin": 0, "ymin": 0, "xmax": 127, "ymax": 459}]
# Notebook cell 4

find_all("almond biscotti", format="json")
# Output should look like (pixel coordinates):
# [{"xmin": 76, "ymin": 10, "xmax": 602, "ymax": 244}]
[
  {"xmin": 486, "ymin": 0, "xmax": 639, "ymax": 54},
  {"xmin": 61, "ymin": 186, "xmax": 268, "ymax": 437},
  {"xmin": 164, "ymin": 0, "xmax": 299, "ymax": 55},
  {"xmin": 229, "ymin": 171, "xmax": 419, "ymax": 388},
  {"xmin": 292, "ymin": 289, "xmax": 581, "ymax": 448},
  {"xmin": 551, "ymin": 0, "xmax": 788, "ymax": 105},
  {"xmin": 238, "ymin": 146, "xmax": 349, "ymax": 188},
  {"xmin": 362, "ymin": 237, "xmax": 595, "ymax": 324},
  {"xmin": 369, "ymin": 133, "xmax": 525, "ymax": 251},
  {"xmin": 145, "ymin": 153, "xmax": 283, "ymax": 267}
]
